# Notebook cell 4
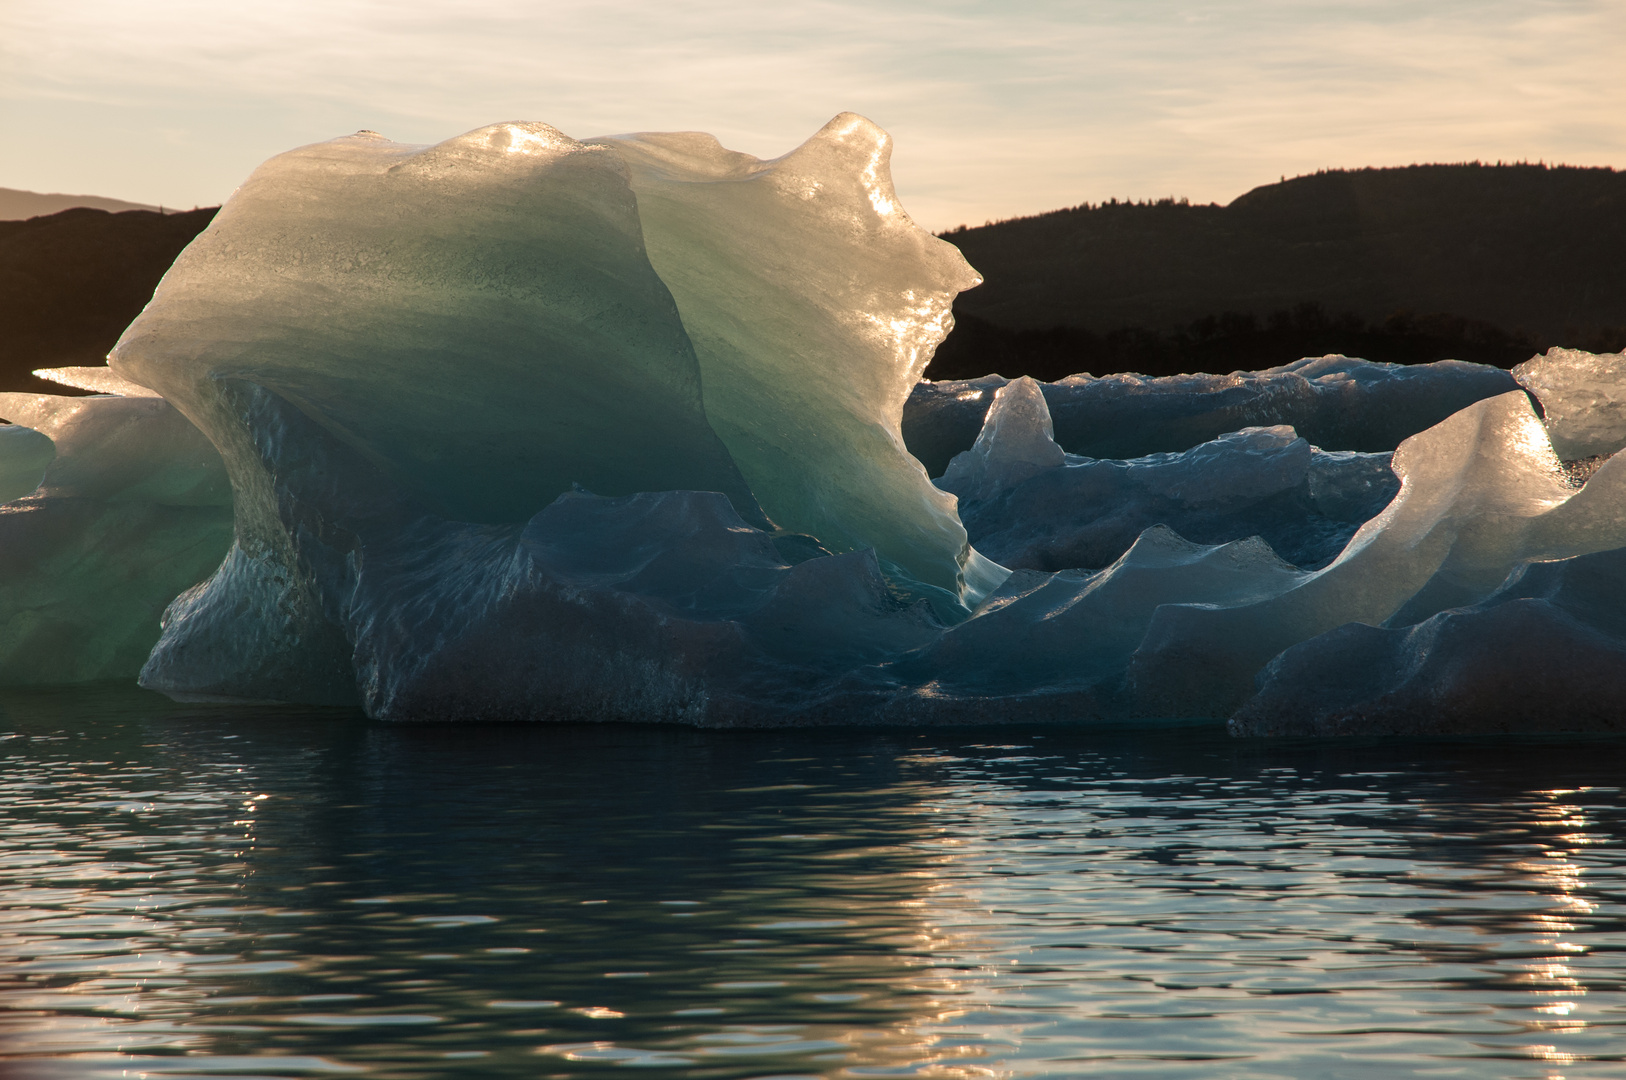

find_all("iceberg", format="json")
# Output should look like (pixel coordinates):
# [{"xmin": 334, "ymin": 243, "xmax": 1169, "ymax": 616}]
[
  {"xmin": 102, "ymin": 116, "xmax": 999, "ymax": 706},
  {"xmin": 0, "ymin": 112, "xmax": 1618, "ymax": 735},
  {"xmin": 112, "ymin": 122, "xmax": 781, "ymax": 704}
]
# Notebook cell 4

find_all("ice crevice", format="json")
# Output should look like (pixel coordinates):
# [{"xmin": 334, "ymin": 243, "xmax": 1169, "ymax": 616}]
[{"xmin": 0, "ymin": 115, "xmax": 1620, "ymax": 733}]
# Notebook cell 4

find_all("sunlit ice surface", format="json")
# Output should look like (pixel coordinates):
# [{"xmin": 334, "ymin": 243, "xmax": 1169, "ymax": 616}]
[{"xmin": 2, "ymin": 688, "xmax": 1625, "ymax": 1077}]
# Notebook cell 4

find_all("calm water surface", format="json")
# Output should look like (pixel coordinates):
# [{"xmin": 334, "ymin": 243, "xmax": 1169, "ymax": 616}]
[{"xmin": 2, "ymin": 687, "xmax": 1624, "ymax": 1079}]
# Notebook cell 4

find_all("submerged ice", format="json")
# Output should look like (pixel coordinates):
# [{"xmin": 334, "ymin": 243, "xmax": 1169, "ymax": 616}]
[{"xmin": 1, "ymin": 115, "xmax": 1623, "ymax": 733}]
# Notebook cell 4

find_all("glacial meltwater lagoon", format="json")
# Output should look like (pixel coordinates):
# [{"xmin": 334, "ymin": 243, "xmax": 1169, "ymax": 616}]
[{"xmin": 2, "ymin": 690, "xmax": 1624, "ymax": 1079}]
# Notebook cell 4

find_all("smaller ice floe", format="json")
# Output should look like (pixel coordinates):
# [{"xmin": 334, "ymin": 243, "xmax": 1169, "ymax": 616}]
[
  {"xmin": 937, "ymin": 377, "xmax": 1398, "ymax": 572},
  {"xmin": 0, "ymin": 391, "xmax": 232, "ymax": 683},
  {"xmin": 1130, "ymin": 389, "xmax": 1626, "ymax": 719},
  {"xmin": 903, "ymin": 355, "xmax": 1517, "ymax": 477},
  {"xmin": 1232, "ymin": 545, "xmax": 1626, "ymax": 735},
  {"xmin": 0, "ymin": 424, "xmax": 54, "ymax": 504},
  {"xmin": 1514, "ymin": 346, "xmax": 1626, "ymax": 460}
]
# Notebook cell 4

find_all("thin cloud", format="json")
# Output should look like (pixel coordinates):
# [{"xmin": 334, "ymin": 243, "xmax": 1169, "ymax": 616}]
[{"xmin": 2, "ymin": 0, "xmax": 1621, "ymax": 228}]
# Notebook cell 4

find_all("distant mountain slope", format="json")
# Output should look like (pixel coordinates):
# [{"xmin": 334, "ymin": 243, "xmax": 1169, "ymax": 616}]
[
  {"xmin": 931, "ymin": 163, "xmax": 1626, "ymax": 378},
  {"xmin": 0, "ymin": 206, "xmax": 216, "ymax": 393},
  {"xmin": 3, "ymin": 167, "xmax": 1622, "ymax": 395},
  {"xmin": 0, "ymin": 187, "xmax": 164, "ymax": 220}
]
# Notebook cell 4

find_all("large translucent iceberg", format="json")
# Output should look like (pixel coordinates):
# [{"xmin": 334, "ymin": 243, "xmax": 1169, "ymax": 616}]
[
  {"xmin": 110, "ymin": 122, "xmax": 787, "ymax": 703},
  {"xmin": 98, "ymin": 116, "xmax": 1004, "ymax": 705}
]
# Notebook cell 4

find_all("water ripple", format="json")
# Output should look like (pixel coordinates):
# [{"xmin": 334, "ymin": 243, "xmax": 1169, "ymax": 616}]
[{"xmin": 0, "ymin": 687, "xmax": 1623, "ymax": 1077}]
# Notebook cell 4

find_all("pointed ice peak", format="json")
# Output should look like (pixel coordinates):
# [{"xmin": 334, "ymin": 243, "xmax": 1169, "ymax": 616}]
[
  {"xmin": 975, "ymin": 377, "xmax": 1065, "ymax": 467},
  {"xmin": 33, "ymin": 366, "xmax": 162, "ymax": 398},
  {"xmin": 780, "ymin": 113, "xmax": 899, "ymax": 220},
  {"xmin": 940, "ymin": 377, "xmax": 1067, "ymax": 501}
]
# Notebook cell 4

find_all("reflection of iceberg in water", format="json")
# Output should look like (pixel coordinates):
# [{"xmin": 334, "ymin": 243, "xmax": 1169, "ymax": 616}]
[
  {"xmin": 3, "ymin": 695, "xmax": 1626, "ymax": 1075},
  {"xmin": 0, "ymin": 697, "xmax": 991, "ymax": 1078},
  {"xmin": 0, "ymin": 113, "xmax": 1622, "ymax": 730}
]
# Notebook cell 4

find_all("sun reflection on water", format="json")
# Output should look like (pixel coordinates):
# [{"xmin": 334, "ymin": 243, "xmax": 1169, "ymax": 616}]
[{"xmin": 3, "ymin": 699, "xmax": 1626, "ymax": 1077}]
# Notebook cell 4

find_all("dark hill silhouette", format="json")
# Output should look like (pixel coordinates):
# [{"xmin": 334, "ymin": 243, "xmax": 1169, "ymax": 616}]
[
  {"xmin": 0, "ymin": 187, "xmax": 163, "ymax": 220},
  {"xmin": 930, "ymin": 163, "xmax": 1626, "ymax": 379},
  {"xmin": 3, "ymin": 166, "xmax": 1623, "ymax": 394},
  {"xmin": 0, "ymin": 206, "xmax": 216, "ymax": 393}
]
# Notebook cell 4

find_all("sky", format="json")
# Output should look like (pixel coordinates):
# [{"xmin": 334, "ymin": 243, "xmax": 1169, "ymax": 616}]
[{"xmin": 2, "ymin": 0, "xmax": 1623, "ymax": 231}]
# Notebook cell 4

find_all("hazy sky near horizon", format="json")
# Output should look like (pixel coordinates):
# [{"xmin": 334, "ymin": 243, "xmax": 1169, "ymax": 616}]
[{"xmin": 3, "ymin": 0, "xmax": 1623, "ymax": 230}]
